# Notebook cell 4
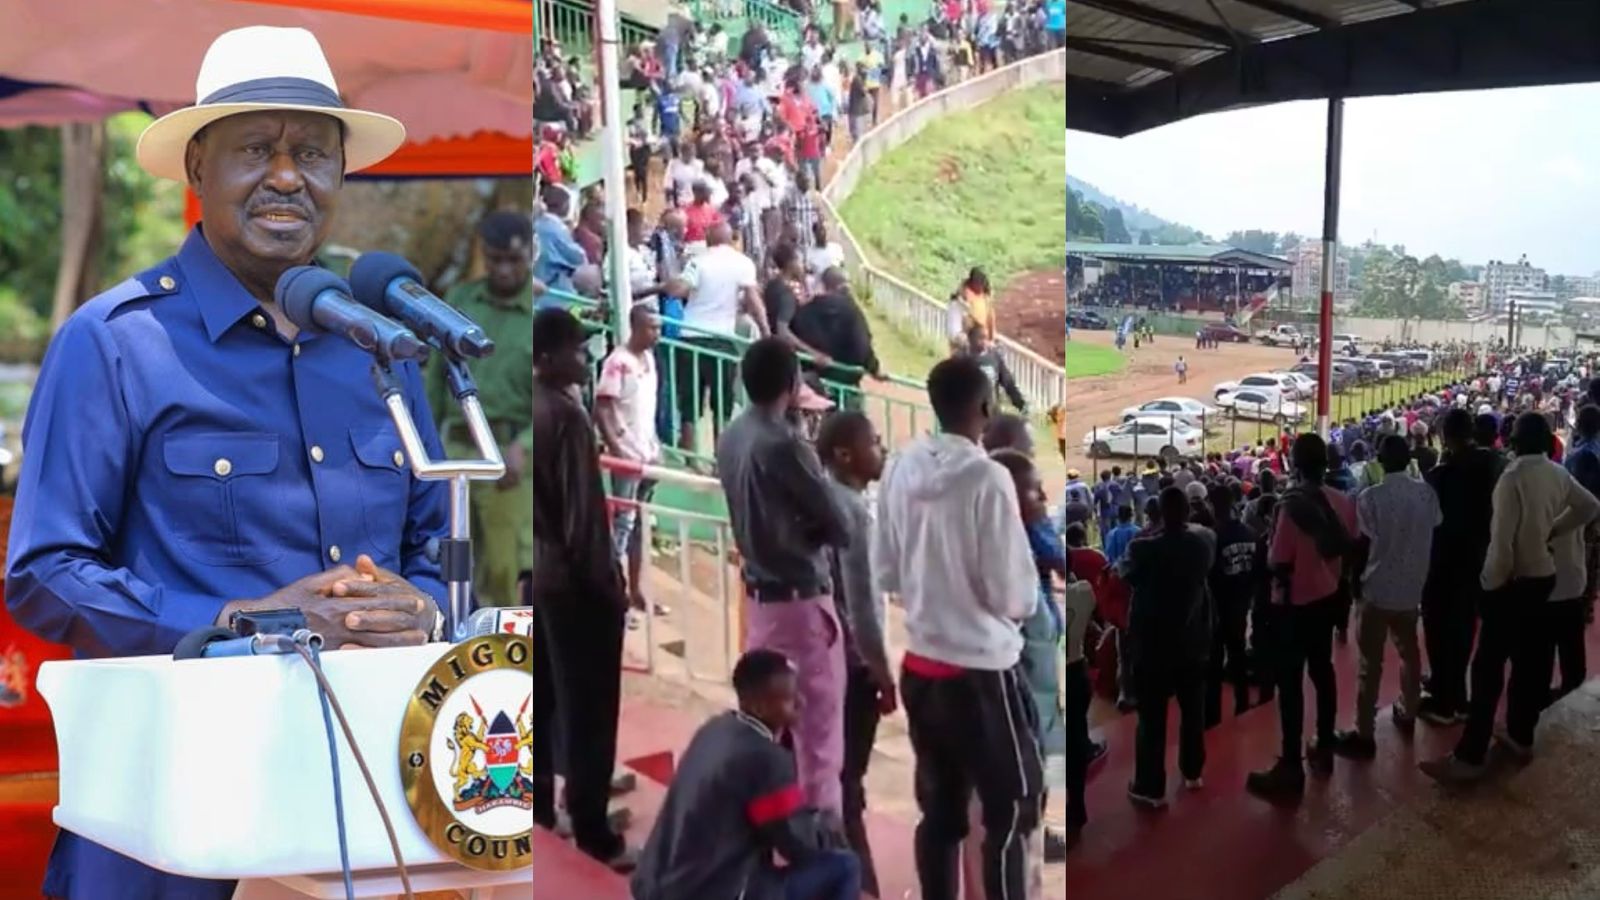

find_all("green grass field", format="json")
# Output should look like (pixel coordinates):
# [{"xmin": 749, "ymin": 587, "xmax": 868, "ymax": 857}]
[
  {"xmin": 1065, "ymin": 343, "xmax": 1125, "ymax": 380},
  {"xmin": 838, "ymin": 85, "xmax": 1067, "ymax": 297}
]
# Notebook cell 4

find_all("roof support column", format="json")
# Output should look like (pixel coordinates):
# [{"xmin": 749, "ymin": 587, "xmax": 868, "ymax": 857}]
[
  {"xmin": 1317, "ymin": 97, "xmax": 1343, "ymax": 438},
  {"xmin": 597, "ymin": 0, "xmax": 632, "ymax": 342}
]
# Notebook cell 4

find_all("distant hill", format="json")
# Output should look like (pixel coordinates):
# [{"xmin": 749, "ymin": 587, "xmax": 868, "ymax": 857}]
[{"xmin": 1067, "ymin": 174, "xmax": 1208, "ymax": 244}]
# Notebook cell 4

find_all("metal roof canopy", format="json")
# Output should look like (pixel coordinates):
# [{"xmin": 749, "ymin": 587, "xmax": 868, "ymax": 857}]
[
  {"xmin": 1066, "ymin": 0, "xmax": 1600, "ymax": 137},
  {"xmin": 1068, "ymin": 241, "xmax": 1291, "ymax": 270}
]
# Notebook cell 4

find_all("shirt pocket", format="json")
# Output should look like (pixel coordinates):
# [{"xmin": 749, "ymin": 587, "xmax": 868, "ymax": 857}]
[
  {"xmin": 161, "ymin": 433, "xmax": 284, "ymax": 567},
  {"xmin": 349, "ymin": 427, "xmax": 409, "ymax": 554}
]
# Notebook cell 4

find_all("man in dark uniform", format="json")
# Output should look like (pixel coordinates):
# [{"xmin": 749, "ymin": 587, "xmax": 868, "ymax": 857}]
[
  {"xmin": 427, "ymin": 211, "xmax": 534, "ymax": 608},
  {"xmin": 4, "ymin": 26, "xmax": 445, "ymax": 899}
]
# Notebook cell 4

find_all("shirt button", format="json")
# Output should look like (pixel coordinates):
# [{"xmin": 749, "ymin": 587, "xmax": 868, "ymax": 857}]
[
  {"xmin": 310, "ymin": 445, "xmax": 325, "ymax": 463},
  {"xmin": 293, "ymin": 344, "xmax": 301, "ymax": 358},
  {"xmin": 213, "ymin": 458, "xmax": 232, "ymax": 477},
  {"xmin": 329, "ymin": 545, "xmax": 342, "ymax": 563},
  {"xmin": 158, "ymin": 275, "xmax": 177, "ymax": 291},
  {"xmin": 393, "ymin": 450, "xmax": 405, "ymax": 467},
  {"xmin": 251, "ymin": 314, "xmax": 268, "ymax": 329}
]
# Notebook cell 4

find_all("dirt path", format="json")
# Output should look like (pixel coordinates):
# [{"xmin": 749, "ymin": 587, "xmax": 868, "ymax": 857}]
[
  {"xmin": 1064, "ymin": 330, "xmax": 1305, "ymax": 477},
  {"xmin": 997, "ymin": 268, "xmax": 1066, "ymax": 365}
]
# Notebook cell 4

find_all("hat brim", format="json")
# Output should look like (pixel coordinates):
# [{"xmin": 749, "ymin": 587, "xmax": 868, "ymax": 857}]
[{"xmin": 136, "ymin": 103, "xmax": 408, "ymax": 182}]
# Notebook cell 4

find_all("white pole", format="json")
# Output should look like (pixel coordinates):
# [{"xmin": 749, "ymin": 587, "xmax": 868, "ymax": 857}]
[{"xmin": 597, "ymin": 0, "xmax": 633, "ymax": 342}]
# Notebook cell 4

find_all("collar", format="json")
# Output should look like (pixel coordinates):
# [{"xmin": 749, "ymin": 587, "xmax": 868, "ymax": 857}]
[
  {"xmin": 733, "ymin": 710, "xmax": 777, "ymax": 742},
  {"xmin": 176, "ymin": 226, "xmax": 275, "ymax": 344}
]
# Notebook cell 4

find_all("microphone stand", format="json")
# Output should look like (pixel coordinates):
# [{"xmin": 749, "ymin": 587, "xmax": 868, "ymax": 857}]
[{"xmin": 371, "ymin": 358, "xmax": 505, "ymax": 641}]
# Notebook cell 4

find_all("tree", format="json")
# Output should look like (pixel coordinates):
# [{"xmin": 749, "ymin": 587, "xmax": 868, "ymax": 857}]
[
  {"xmin": 1103, "ymin": 206, "xmax": 1131, "ymax": 243},
  {"xmin": 1224, "ymin": 229, "xmax": 1280, "ymax": 255},
  {"xmin": 1067, "ymin": 189, "xmax": 1105, "ymax": 241}
]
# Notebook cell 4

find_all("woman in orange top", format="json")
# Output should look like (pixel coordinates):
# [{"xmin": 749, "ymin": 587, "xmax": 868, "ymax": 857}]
[{"xmin": 960, "ymin": 266, "xmax": 997, "ymax": 342}]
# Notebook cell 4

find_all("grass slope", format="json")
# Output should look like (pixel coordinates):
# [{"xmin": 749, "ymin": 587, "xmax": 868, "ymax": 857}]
[
  {"xmin": 839, "ymin": 84, "xmax": 1066, "ymax": 296},
  {"xmin": 1065, "ymin": 343, "xmax": 1124, "ymax": 380}
]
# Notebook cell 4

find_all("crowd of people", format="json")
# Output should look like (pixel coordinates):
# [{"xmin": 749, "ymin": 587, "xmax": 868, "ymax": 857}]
[
  {"xmin": 527, "ymin": 6, "xmax": 1067, "ymax": 899},
  {"xmin": 1072, "ymin": 266, "xmax": 1284, "ymax": 314},
  {"xmin": 1056, "ymin": 348, "xmax": 1600, "ymax": 852}
]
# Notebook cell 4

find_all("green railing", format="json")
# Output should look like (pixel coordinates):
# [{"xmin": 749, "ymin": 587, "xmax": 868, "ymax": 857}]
[
  {"xmin": 542, "ymin": 289, "xmax": 937, "ymax": 467},
  {"xmin": 686, "ymin": 0, "xmax": 804, "ymax": 48},
  {"xmin": 536, "ymin": 0, "xmax": 658, "ymax": 58}
]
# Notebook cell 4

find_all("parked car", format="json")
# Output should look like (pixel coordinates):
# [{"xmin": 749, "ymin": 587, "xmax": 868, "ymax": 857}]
[
  {"xmin": 1213, "ymin": 372, "xmax": 1309, "ymax": 401},
  {"xmin": 1369, "ymin": 351, "xmax": 1423, "ymax": 375},
  {"xmin": 1067, "ymin": 309, "xmax": 1110, "ymax": 330},
  {"xmin": 1120, "ymin": 397, "xmax": 1219, "ymax": 430},
  {"xmin": 1215, "ymin": 388, "xmax": 1308, "ymax": 424},
  {"xmin": 1289, "ymin": 361, "xmax": 1356, "ymax": 393},
  {"xmin": 1201, "ymin": 322, "xmax": 1251, "ymax": 343},
  {"xmin": 1083, "ymin": 418, "xmax": 1205, "ymax": 464},
  {"xmin": 1344, "ymin": 358, "xmax": 1385, "ymax": 382},
  {"xmin": 1278, "ymin": 371, "xmax": 1317, "ymax": 397},
  {"xmin": 1255, "ymin": 324, "xmax": 1304, "ymax": 347},
  {"xmin": 1350, "ymin": 357, "xmax": 1397, "ymax": 381}
]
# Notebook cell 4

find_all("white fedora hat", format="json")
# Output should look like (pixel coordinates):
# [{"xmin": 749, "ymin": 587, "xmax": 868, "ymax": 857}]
[{"xmin": 136, "ymin": 26, "xmax": 407, "ymax": 182}]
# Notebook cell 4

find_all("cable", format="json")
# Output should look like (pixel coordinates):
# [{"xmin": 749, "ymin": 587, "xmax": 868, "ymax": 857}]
[
  {"xmin": 290, "ymin": 641, "xmax": 417, "ymax": 900},
  {"xmin": 310, "ymin": 641, "xmax": 356, "ymax": 900}
]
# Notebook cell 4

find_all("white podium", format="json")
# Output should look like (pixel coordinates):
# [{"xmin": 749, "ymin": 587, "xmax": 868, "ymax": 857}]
[{"xmin": 36, "ymin": 644, "xmax": 532, "ymax": 899}]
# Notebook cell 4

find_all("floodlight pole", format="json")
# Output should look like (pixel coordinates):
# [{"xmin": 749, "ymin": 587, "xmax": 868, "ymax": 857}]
[
  {"xmin": 598, "ymin": 0, "xmax": 632, "ymax": 343},
  {"xmin": 1316, "ymin": 98, "xmax": 1344, "ymax": 439}
]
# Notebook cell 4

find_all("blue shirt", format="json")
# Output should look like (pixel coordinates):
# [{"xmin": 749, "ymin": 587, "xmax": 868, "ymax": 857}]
[
  {"xmin": 1046, "ymin": 0, "xmax": 1066, "ymax": 31},
  {"xmin": 655, "ymin": 90, "xmax": 683, "ymax": 136},
  {"xmin": 1103, "ymin": 522, "xmax": 1141, "ymax": 565},
  {"xmin": 805, "ymin": 80, "xmax": 837, "ymax": 118},
  {"xmin": 534, "ymin": 212, "xmax": 588, "ymax": 295},
  {"xmin": 5, "ymin": 228, "xmax": 448, "ymax": 899}
]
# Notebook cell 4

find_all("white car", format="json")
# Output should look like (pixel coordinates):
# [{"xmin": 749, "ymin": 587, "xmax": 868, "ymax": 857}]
[
  {"xmin": 1213, "ymin": 372, "xmax": 1309, "ymax": 401},
  {"xmin": 1216, "ymin": 388, "xmax": 1308, "ymax": 423},
  {"xmin": 1083, "ymin": 417, "xmax": 1205, "ymax": 463},
  {"xmin": 1278, "ymin": 371, "xmax": 1316, "ymax": 397},
  {"xmin": 1119, "ymin": 397, "xmax": 1219, "ymax": 430}
]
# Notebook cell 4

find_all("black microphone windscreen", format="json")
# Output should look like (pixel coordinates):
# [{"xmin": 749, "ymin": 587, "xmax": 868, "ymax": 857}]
[
  {"xmin": 276, "ymin": 266, "xmax": 347, "ymax": 332},
  {"xmin": 349, "ymin": 251, "xmax": 423, "ymax": 315}
]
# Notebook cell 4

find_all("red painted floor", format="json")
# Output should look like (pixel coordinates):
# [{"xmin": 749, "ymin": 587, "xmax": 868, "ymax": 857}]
[
  {"xmin": 534, "ymin": 697, "xmax": 920, "ymax": 900},
  {"xmin": 1066, "ymin": 623, "xmax": 1600, "ymax": 900}
]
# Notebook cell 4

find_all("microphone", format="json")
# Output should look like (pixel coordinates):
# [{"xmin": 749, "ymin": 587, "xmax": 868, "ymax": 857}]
[
  {"xmin": 174, "ymin": 626, "xmax": 323, "ymax": 660},
  {"xmin": 276, "ymin": 266, "xmax": 429, "ymax": 363},
  {"xmin": 349, "ymin": 252, "xmax": 495, "ymax": 360},
  {"xmin": 456, "ymin": 606, "xmax": 533, "ymax": 640}
]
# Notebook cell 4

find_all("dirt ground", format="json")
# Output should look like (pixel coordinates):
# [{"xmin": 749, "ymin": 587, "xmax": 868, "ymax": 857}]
[
  {"xmin": 996, "ymin": 268, "xmax": 1067, "ymax": 365},
  {"xmin": 1063, "ymin": 329, "xmax": 1304, "ymax": 477}
]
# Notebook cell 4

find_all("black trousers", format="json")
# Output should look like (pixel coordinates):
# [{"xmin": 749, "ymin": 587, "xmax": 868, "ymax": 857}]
[
  {"xmin": 1455, "ymin": 576, "xmax": 1555, "ymax": 765},
  {"xmin": 1545, "ymin": 597, "xmax": 1589, "ymax": 704},
  {"xmin": 529, "ymin": 591, "xmax": 626, "ymax": 857},
  {"xmin": 1206, "ymin": 594, "xmax": 1251, "ymax": 726},
  {"xmin": 1272, "ymin": 597, "xmax": 1340, "ymax": 762},
  {"xmin": 1132, "ymin": 661, "xmax": 1207, "ymax": 796},
  {"xmin": 1422, "ymin": 580, "xmax": 1480, "ymax": 716},
  {"xmin": 841, "ymin": 665, "xmax": 883, "ymax": 897},
  {"xmin": 1063, "ymin": 660, "xmax": 1091, "ymax": 828},
  {"xmin": 902, "ymin": 664, "xmax": 1043, "ymax": 900}
]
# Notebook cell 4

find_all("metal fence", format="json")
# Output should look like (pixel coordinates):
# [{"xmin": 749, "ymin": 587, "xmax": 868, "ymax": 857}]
[
  {"xmin": 818, "ymin": 48, "xmax": 1068, "ymax": 414},
  {"xmin": 535, "ymin": 0, "xmax": 657, "ymax": 55},
  {"xmin": 544, "ymin": 289, "xmax": 941, "ymax": 465}
]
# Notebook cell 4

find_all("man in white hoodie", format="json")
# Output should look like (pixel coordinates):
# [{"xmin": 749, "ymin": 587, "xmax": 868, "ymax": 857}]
[{"xmin": 875, "ymin": 356, "xmax": 1043, "ymax": 900}]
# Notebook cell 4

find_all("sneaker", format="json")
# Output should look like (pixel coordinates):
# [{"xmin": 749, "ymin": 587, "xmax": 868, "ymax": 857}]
[
  {"xmin": 1419, "ymin": 753, "xmax": 1488, "ymax": 784},
  {"xmin": 1182, "ymin": 777, "xmax": 1204, "ymax": 791},
  {"xmin": 1044, "ymin": 826, "xmax": 1072, "ymax": 862},
  {"xmin": 1330, "ymin": 729, "xmax": 1377, "ymax": 760},
  {"xmin": 1306, "ymin": 741, "xmax": 1336, "ymax": 776},
  {"xmin": 1245, "ymin": 759, "xmax": 1305, "ymax": 801},
  {"xmin": 1493, "ymin": 727, "xmax": 1534, "ymax": 764},
  {"xmin": 1115, "ymin": 696, "xmax": 1138, "ymax": 714},
  {"xmin": 611, "ymin": 770, "xmax": 638, "ymax": 796},
  {"xmin": 1126, "ymin": 783, "xmax": 1168, "ymax": 810}
]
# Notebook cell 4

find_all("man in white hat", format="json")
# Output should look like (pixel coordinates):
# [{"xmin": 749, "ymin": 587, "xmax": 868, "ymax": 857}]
[{"xmin": 5, "ymin": 26, "xmax": 444, "ymax": 899}]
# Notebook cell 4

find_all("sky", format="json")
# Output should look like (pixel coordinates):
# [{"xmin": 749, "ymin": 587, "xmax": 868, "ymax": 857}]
[{"xmin": 1066, "ymin": 83, "xmax": 1600, "ymax": 277}]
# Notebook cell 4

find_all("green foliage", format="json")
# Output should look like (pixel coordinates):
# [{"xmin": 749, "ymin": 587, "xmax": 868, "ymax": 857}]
[
  {"xmin": 0, "ymin": 115, "xmax": 183, "ymax": 329},
  {"xmin": 1350, "ymin": 242, "xmax": 1470, "ymax": 320},
  {"xmin": 840, "ymin": 85, "xmax": 1066, "ymax": 295}
]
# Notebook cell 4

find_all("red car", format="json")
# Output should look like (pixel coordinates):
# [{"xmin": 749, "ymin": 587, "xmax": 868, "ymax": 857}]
[{"xmin": 1200, "ymin": 322, "xmax": 1251, "ymax": 343}]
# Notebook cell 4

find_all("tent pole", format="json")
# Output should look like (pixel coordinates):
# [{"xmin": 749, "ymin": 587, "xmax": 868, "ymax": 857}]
[
  {"xmin": 597, "ymin": 0, "xmax": 632, "ymax": 342},
  {"xmin": 1316, "ymin": 97, "xmax": 1343, "ymax": 439}
]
